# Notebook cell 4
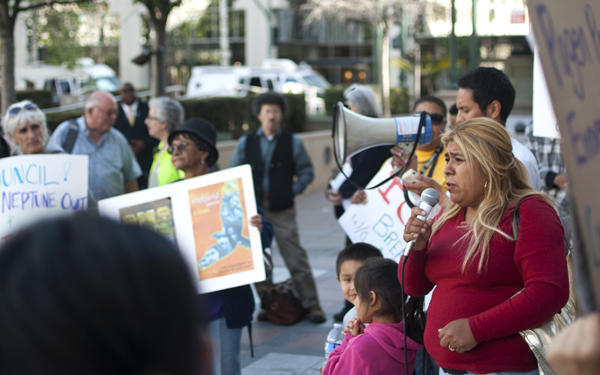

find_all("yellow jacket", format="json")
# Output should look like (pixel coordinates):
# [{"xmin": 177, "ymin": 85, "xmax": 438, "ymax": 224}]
[{"xmin": 149, "ymin": 142, "xmax": 185, "ymax": 187}]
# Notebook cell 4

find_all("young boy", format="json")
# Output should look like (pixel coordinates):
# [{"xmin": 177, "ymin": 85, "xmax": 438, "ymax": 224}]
[{"xmin": 335, "ymin": 243, "xmax": 383, "ymax": 326}]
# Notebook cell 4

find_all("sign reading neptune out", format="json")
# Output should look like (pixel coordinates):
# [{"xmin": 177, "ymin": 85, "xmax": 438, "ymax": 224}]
[{"xmin": 0, "ymin": 154, "xmax": 89, "ymax": 244}]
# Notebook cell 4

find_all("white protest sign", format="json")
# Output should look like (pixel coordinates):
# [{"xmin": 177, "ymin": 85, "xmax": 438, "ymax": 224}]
[
  {"xmin": 338, "ymin": 163, "xmax": 417, "ymax": 262},
  {"xmin": 533, "ymin": 49, "xmax": 560, "ymax": 139},
  {"xmin": 528, "ymin": 0, "xmax": 600, "ymax": 305},
  {"xmin": 0, "ymin": 154, "xmax": 89, "ymax": 244},
  {"xmin": 98, "ymin": 165, "xmax": 265, "ymax": 294}
]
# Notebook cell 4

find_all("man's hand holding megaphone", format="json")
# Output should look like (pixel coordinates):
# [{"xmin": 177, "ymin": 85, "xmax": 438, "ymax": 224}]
[{"xmin": 351, "ymin": 144, "xmax": 448, "ymax": 207}]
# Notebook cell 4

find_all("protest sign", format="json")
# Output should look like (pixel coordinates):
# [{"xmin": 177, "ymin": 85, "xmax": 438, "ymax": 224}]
[
  {"xmin": 338, "ymin": 162, "xmax": 420, "ymax": 262},
  {"xmin": 0, "ymin": 154, "xmax": 88, "ymax": 245},
  {"xmin": 528, "ymin": 0, "xmax": 600, "ymax": 306},
  {"xmin": 98, "ymin": 165, "xmax": 265, "ymax": 294}
]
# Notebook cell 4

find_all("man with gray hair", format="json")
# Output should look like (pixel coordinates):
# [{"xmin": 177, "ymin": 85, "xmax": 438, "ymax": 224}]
[{"xmin": 47, "ymin": 91, "xmax": 142, "ymax": 203}]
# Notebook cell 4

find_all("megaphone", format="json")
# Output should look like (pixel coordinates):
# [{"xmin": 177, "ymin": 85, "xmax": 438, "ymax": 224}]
[{"xmin": 332, "ymin": 102, "xmax": 433, "ymax": 166}]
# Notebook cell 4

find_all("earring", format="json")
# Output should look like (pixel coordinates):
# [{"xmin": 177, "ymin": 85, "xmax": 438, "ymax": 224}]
[{"xmin": 484, "ymin": 181, "xmax": 488, "ymax": 190}]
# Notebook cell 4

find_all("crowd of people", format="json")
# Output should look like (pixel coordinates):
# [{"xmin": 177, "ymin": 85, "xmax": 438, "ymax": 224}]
[{"xmin": 0, "ymin": 65, "xmax": 597, "ymax": 375}]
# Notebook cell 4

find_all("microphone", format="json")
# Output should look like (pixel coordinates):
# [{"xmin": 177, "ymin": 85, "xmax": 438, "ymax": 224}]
[{"xmin": 402, "ymin": 188, "xmax": 440, "ymax": 264}]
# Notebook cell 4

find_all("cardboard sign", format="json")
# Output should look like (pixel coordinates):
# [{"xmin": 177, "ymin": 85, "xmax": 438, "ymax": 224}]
[
  {"xmin": 338, "ymin": 163, "xmax": 420, "ymax": 262},
  {"xmin": 98, "ymin": 165, "xmax": 265, "ymax": 294},
  {"xmin": 0, "ymin": 154, "xmax": 89, "ymax": 245},
  {"xmin": 528, "ymin": 0, "xmax": 600, "ymax": 306}
]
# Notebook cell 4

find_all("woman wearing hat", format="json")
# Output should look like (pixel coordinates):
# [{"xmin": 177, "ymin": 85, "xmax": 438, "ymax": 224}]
[{"xmin": 169, "ymin": 118, "xmax": 273, "ymax": 375}]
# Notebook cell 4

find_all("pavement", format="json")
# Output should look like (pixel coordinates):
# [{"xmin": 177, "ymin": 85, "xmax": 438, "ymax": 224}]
[{"xmin": 240, "ymin": 188, "xmax": 348, "ymax": 374}]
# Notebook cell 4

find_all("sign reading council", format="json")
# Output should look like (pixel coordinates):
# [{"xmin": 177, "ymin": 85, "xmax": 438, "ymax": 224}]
[{"xmin": 0, "ymin": 154, "xmax": 89, "ymax": 244}]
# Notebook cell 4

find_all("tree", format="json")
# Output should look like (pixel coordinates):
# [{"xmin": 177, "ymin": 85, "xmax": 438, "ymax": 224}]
[
  {"xmin": 0, "ymin": 0, "xmax": 93, "ymax": 113},
  {"xmin": 135, "ymin": 0, "xmax": 182, "ymax": 98},
  {"xmin": 302, "ymin": 0, "xmax": 422, "ymax": 116}
]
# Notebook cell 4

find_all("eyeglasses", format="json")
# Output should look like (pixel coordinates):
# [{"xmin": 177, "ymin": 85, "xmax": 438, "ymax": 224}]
[
  {"xmin": 168, "ymin": 143, "xmax": 189, "ymax": 154},
  {"xmin": 95, "ymin": 107, "xmax": 117, "ymax": 117},
  {"xmin": 146, "ymin": 116, "xmax": 161, "ymax": 122},
  {"xmin": 121, "ymin": 88, "xmax": 134, "ymax": 93},
  {"xmin": 9, "ymin": 103, "xmax": 38, "ymax": 116}
]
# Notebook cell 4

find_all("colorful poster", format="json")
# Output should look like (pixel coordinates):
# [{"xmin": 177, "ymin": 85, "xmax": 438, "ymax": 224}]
[
  {"xmin": 98, "ymin": 165, "xmax": 265, "ymax": 294},
  {"xmin": 0, "ymin": 154, "xmax": 88, "ymax": 245},
  {"xmin": 189, "ymin": 178, "xmax": 254, "ymax": 280}
]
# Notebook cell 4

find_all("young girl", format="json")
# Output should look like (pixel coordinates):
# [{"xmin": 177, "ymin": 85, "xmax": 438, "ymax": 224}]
[{"xmin": 323, "ymin": 258, "xmax": 425, "ymax": 375}]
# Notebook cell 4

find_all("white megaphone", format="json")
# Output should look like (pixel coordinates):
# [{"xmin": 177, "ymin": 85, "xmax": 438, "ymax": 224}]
[{"xmin": 332, "ymin": 102, "xmax": 433, "ymax": 166}]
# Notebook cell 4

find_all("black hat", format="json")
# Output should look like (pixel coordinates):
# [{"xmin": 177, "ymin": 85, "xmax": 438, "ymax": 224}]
[{"xmin": 168, "ymin": 118, "xmax": 219, "ymax": 167}]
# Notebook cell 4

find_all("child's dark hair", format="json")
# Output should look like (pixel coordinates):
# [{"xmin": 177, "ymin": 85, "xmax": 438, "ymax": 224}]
[
  {"xmin": 354, "ymin": 258, "xmax": 426, "ymax": 345},
  {"xmin": 335, "ymin": 242, "xmax": 383, "ymax": 277}
]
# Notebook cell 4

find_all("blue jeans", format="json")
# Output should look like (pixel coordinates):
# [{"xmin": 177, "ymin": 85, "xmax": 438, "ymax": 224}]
[
  {"xmin": 414, "ymin": 348, "xmax": 439, "ymax": 375},
  {"xmin": 467, "ymin": 370, "xmax": 539, "ymax": 375},
  {"xmin": 207, "ymin": 317, "xmax": 243, "ymax": 375}
]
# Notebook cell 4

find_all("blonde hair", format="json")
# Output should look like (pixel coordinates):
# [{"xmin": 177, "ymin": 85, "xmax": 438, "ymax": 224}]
[
  {"xmin": 433, "ymin": 118, "xmax": 556, "ymax": 273},
  {"xmin": 2, "ymin": 100, "xmax": 49, "ymax": 155}
]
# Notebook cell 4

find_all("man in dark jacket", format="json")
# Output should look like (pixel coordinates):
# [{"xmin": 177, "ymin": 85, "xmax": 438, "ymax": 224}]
[
  {"xmin": 114, "ymin": 83, "xmax": 158, "ymax": 190},
  {"xmin": 229, "ymin": 92, "xmax": 325, "ymax": 323}
]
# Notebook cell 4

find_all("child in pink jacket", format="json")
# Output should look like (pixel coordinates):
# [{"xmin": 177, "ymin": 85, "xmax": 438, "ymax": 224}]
[{"xmin": 323, "ymin": 258, "xmax": 424, "ymax": 375}]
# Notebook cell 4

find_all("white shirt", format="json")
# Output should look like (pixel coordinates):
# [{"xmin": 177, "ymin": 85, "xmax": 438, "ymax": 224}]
[
  {"xmin": 511, "ymin": 137, "xmax": 541, "ymax": 190},
  {"xmin": 122, "ymin": 100, "xmax": 139, "ymax": 125}
]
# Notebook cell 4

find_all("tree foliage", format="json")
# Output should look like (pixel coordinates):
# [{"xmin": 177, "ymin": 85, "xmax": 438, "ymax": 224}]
[{"xmin": 0, "ymin": 0, "xmax": 93, "ymax": 113}]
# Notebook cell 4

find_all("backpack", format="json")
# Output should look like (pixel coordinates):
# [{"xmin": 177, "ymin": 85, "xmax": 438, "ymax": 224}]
[{"xmin": 259, "ymin": 279, "xmax": 305, "ymax": 325}]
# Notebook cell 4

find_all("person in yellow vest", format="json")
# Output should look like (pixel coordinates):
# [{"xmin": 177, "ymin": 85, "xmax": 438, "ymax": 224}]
[
  {"xmin": 145, "ymin": 97, "xmax": 185, "ymax": 188},
  {"xmin": 405, "ymin": 96, "xmax": 448, "ymax": 195}
]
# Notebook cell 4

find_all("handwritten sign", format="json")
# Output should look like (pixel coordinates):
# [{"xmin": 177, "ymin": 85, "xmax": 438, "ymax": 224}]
[
  {"xmin": 98, "ymin": 165, "xmax": 265, "ymax": 294},
  {"xmin": 0, "ymin": 154, "xmax": 89, "ymax": 244},
  {"xmin": 528, "ymin": 0, "xmax": 600, "ymax": 306},
  {"xmin": 338, "ymin": 163, "xmax": 421, "ymax": 262}
]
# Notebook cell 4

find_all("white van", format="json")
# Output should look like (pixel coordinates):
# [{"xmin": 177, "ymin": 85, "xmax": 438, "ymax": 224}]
[
  {"xmin": 185, "ymin": 59, "xmax": 330, "ymax": 115},
  {"xmin": 15, "ymin": 58, "xmax": 120, "ymax": 106}
]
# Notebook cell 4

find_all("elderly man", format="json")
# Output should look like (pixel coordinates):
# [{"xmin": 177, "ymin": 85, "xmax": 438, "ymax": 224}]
[
  {"xmin": 229, "ymin": 92, "xmax": 326, "ymax": 324},
  {"xmin": 48, "ymin": 91, "xmax": 141, "ymax": 203},
  {"xmin": 114, "ymin": 83, "xmax": 157, "ymax": 190}
]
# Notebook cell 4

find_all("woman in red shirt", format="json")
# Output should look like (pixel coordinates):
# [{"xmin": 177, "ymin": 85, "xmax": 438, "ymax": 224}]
[{"xmin": 401, "ymin": 118, "xmax": 569, "ymax": 375}]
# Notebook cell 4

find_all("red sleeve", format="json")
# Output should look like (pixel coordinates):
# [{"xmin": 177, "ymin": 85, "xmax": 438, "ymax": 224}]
[
  {"xmin": 469, "ymin": 197, "xmax": 569, "ymax": 343},
  {"xmin": 400, "ymin": 246, "xmax": 434, "ymax": 297},
  {"xmin": 400, "ymin": 210, "xmax": 444, "ymax": 296}
]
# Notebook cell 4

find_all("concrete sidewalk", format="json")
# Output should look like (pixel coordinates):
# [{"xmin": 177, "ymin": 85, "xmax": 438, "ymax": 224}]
[{"xmin": 240, "ymin": 189, "xmax": 348, "ymax": 374}]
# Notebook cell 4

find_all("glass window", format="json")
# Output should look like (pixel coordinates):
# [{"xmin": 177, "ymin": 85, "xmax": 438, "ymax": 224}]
[{"xmin": 249, "ymin": 77, "xmax": 262, "ymax": 88}]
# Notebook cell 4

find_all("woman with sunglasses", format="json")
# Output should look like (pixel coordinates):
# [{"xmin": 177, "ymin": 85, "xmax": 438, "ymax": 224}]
[
  {"xmin": 168, "ymin": 118, "xmax": 272, "ymax": 375},
  {"xmin": 2, "ymin": 101, "xmax": 51, "ymax": 155}
]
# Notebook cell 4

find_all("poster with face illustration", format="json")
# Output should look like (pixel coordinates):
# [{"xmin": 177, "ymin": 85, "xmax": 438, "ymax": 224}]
[
  {"xmin": 189, "ymin": 178, "xmax": 254, "ymax": 280},
  {"xmin": 98, "ymin": 165, "xmax": 265, "ymax": 293}
]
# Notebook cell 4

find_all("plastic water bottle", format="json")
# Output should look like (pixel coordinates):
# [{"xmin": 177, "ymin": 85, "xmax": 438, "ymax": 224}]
[{"xmin": 323, "ymin": 323, "xmax": 344, "ymax": 369}]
